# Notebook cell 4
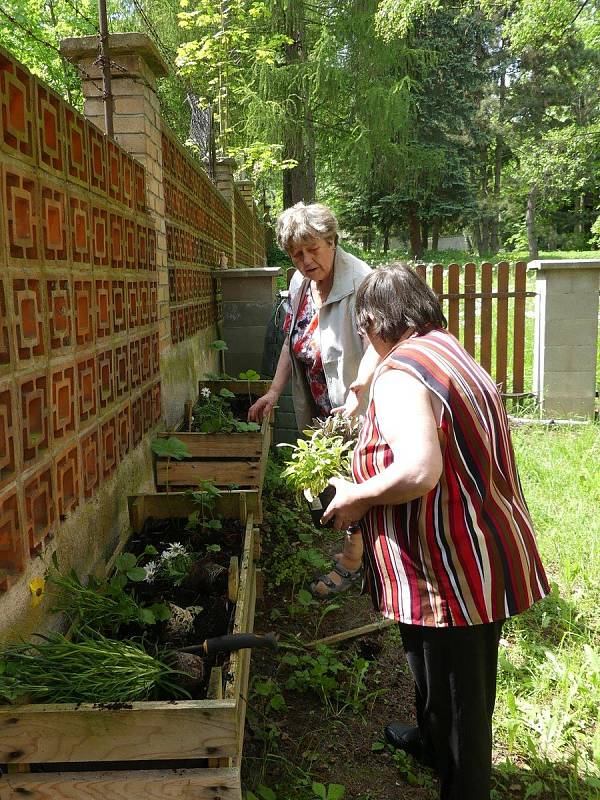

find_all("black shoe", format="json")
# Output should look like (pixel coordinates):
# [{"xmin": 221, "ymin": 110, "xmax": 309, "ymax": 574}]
[{"xmin": 384, "ymin": 722, "xmax": 434, "ymax": 769}]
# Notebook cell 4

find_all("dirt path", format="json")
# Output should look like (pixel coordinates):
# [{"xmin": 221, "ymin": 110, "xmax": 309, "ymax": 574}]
[{"xmin": 242, "ymin": 560, "xmax": 437, "ymax": 800}]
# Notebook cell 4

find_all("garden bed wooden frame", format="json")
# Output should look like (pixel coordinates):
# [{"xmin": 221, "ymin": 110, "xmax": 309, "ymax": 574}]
[
  {"xmin": 153, "ymin": 380, "xmax": 273, "ymax": 519},
  {"xmin": 0, "ymin": 490, "xmax": 259, "ymax": 800}
]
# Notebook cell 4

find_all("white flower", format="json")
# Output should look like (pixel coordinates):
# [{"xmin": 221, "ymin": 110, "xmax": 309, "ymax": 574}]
[
  {"xmin": 201, "ymin": 387, "xmax": 211, "ymax": 400},
  {"xmin": 161, "ymin": 542, "xmax": 187, "ymax": 562},
  {"xmin": 144, "ymin": 561, "xmax": 158, "ymax": 583}
]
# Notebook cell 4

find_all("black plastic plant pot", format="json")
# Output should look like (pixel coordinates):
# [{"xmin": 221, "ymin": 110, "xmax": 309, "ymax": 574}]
[{"xmin": 306, "ymin": 484, "xmax": 336, "ymax": 529}]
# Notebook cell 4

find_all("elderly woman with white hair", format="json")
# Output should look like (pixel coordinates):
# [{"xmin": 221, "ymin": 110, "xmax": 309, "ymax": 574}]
[{"xmin": 248, "ymin": 202, "xmax": 379, "ymax": 596}]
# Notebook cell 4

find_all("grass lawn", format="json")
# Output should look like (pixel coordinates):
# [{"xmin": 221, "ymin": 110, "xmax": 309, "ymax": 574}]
[{"xmin": 244, "ymin": 426, "xmax": 600, "ymax": 800}]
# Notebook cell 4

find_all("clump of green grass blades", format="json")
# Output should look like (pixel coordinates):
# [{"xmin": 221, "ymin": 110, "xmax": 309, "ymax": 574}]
[
  {"xmin": 0, "ymin": 631, "xmax": 190, "ymax": 704},
  {"xmin": 48, "ymin": 570, "xmax": 145, "ymax": 634}
]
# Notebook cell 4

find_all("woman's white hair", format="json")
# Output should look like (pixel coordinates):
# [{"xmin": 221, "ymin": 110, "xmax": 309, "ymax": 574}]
[{"xmin": 276, "ymin": 202, "xmax": 338, "ymax": 252}]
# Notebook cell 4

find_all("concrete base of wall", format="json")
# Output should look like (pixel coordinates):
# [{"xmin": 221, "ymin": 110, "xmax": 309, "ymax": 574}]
[
  {"xmin": 159, "ymin": 328, "xmax": 219, "ymax": 428},
  {"xmin": 274, "ymin": 383, "xmax": 299, "ymax": 445}
]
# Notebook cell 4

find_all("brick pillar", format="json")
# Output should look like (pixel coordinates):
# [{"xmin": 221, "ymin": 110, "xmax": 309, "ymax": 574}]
[
  {"xmin": 531, "ymin": 259, "xmax": 600, "ymax": 418},
  {"xmin": 236, "ymin": 179, "xmax": 262, "ymax": 266},
  {"xmin": 236, "ymin": 179, "xmax": 254, "ymax": 210},
  {"xmin": 215, "ymin": 157, "xmax": 236, "ymax": 267},
  {"xmin": 60, "ymin": 33, "xmax": 171, "ymax": 352}
]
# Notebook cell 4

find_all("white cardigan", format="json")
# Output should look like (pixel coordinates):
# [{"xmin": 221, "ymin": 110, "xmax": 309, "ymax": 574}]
[{"xmin": 287, "ymin": 247, "xmax": 372, "ymax": 430}]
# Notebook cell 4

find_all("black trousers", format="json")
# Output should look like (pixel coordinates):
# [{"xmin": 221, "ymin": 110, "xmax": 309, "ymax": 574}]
[{"xmin": 399, "ymin": 620, "xmax": 503, "ymax": 800}]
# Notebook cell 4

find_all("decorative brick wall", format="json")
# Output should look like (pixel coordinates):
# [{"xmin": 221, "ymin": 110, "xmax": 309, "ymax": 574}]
[
  {"xmin": 162, "ymin": 127, "xmax": 227, "ymax": 345},
  {"xmin": 236, "ymin": 180, "xmax": 266, "ymax": 268},
  {"xmin": 0, "ymin": 46, "xmax": 160, "ymax": 593}
]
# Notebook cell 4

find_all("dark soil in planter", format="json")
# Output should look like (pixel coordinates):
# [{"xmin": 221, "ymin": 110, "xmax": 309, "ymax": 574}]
[
  {"xmin": 121, "ymin": 515, "xmax": 246, "ymax": 700},
  {"xmin": 229, "ymin": 392, "xmax": 260, "ymax": 421}
]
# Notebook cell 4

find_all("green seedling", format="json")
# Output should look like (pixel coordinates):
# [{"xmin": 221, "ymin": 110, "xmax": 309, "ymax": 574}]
[
  {"xmin": 151, "ymin": 436, "xmax": 190, "ymax": 493},
  {"xmin": 282, "ymin": 644, "xmax": 379, "ymax": 715},
  {"xmin": 239, "ymin": 368, "xmax": 261, "ymax": 405},
  {"xmin": 186, "ymin": 480, "xmax": 223, "ymax": 530},
  {"xmin": 312, "ymin": 783, "xmax": 345, "ymax": 800}
]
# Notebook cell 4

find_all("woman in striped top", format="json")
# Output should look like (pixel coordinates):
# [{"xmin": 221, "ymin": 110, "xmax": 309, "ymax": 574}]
[{"xmin": 322, "ymin": 264, "xmax": 549, "ymax": 800}]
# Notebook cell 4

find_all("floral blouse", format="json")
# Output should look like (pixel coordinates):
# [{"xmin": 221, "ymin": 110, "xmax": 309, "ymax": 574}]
[{"xmin": 283, "ymin": 287, "xmax": 331, "ymax": 419}]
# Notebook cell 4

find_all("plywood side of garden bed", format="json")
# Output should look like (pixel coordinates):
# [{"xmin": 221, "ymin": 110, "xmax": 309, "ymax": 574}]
[
  {"xmin": 0, "ymin": 492, "xmax": 258, "ymax": 800},
  {"xmin": 153, "ymin": 380, "xmax": 273, "ymax": 508},
  {"xmin": 0, "ymin": 767, "xmax": 242, "ymax": 799}
]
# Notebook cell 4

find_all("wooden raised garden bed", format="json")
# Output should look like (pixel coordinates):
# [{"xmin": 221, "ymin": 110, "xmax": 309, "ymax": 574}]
[
  {"xmin": 153, "ymin": 380, "xmax": 273, "ymax": 517},
  {"xmin": 0, "ymin": 490, "xmax": 259, "ymax": 800}
]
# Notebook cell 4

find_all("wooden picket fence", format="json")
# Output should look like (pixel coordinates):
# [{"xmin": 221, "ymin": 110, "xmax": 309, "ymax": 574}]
[
  {"xmin": 415, "ymin": 261, "xmax": 535, "ymax": 398},
  {"xmin": 286, "ymin": 260, "xmax": 536, "ymax": 400}
]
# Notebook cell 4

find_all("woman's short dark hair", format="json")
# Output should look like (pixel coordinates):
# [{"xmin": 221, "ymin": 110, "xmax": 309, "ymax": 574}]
[{"xmin": 355, "ymin": 263, "xmax": 447, "ymax": 342}]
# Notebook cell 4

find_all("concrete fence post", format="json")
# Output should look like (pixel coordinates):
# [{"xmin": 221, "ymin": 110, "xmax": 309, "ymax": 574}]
[
  {"xmin": 219, "ymin": 268, "xmax": 281, "ymax": 377},
  {"xmin": 531, "ymin": 259, "xmax": 600, "ymax": 418}
]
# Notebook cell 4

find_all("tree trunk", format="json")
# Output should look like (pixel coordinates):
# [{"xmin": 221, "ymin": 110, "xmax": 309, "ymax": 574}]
[
  {"xmin": 431, "ymin": 217, "xmax": 440, "ymax": 252},
  {"xmin": 282, "ymin": 0, "xmax": 314, "ymax": 208},
  {"xmin": 421, "ymin": 221, "xmax": 429, "ymax": 252},
  {"xmin": 489, "ymin": 136, "xmax": 503, "ymax": 254},
  {"xmin": 408, "ymin": 205, "xmax": 423, "ymax": 260},
  {"xmin": 472, "ymin": 221, "xmax": 483, "ymax": 257},
  {"xmin": 305, "ymin": 104, "xmax": 316, "ymax": 202},
  {"xmin": 526, "ymin": 185, "xmax": 539, "ymax": 259},
  {"xmin": 479, "ymin": 219, "xmax": 491, "ymax": 256},
  {"xmin": 283, "ymin": 125, "xmax": 307, "ymax": 208},
  {"xmin": 576, "ymin": 193, "xmax": 585, "ymax": 235},
  {"xmin": 490, "ymin": 71, "xmax": 506, "ymax": 255},
  {"xmin": 383, "ymin": 225, "xmax": 390, "ymax": 253}
]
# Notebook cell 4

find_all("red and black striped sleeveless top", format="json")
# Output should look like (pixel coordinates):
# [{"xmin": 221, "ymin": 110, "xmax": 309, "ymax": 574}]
[{"xmin": 353, "ymin": 329, "xmax": 549, "ymax": 627}]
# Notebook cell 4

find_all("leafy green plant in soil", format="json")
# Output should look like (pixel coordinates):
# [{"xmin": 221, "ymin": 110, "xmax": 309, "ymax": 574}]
[
  {"xmin": 48, "ymin": 549, "xmax": 171, "ymax": 635},
  {"xmin": 281, "ymin": 644, "xmax": 379, "ymax": 715},
  {"xmin": 186, "ymin": 479, "xmax": 225, "ymax": 531},
  {"xmin": 259, "ymin": 459, "xmax": 332, "ymax": 595},
  {"xmin": 239, "ymin": 368, "xmax": 261, "ymax": 406},
  {"xmin": 247, "ymin": 784, "xmax": 346, "ymax": 800},
  {"xmin": 191, "ymin": 386, "xmax": 261, "ymax": 433},
  {"xmin": 0, "ymin": 631, "xmax": 191, "ymax": 704}
]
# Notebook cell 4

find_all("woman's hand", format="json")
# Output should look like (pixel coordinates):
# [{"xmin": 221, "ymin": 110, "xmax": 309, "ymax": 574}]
[
  {"xmin": 343, "ymin": 382, "xmax": 363, "ymax": 417},
  {"xmin": 321, "ymin": 477, "xmax": 370, "ymax": 531},
  {"xmin": 248, "ymin": 390, "xmax": 278, "ymax": 422},
  {"xmin": 331, "ymin": 382, "xmax": 363, "ymax": 418}
]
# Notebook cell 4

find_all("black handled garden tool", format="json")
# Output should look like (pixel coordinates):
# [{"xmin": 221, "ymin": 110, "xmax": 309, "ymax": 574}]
[{"xmin": 180, "ymin": 631, "xmax": 278, "ymax": 656}]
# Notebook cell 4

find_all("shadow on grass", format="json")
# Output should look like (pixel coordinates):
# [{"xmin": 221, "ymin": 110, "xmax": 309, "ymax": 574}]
[
  {"xmin": 388, "ymin": 748, "xmax": 599, "ymax": 800},
  {"xmin": 491, "ymin": 758, "xmax": 600, "ymax": 800}
]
